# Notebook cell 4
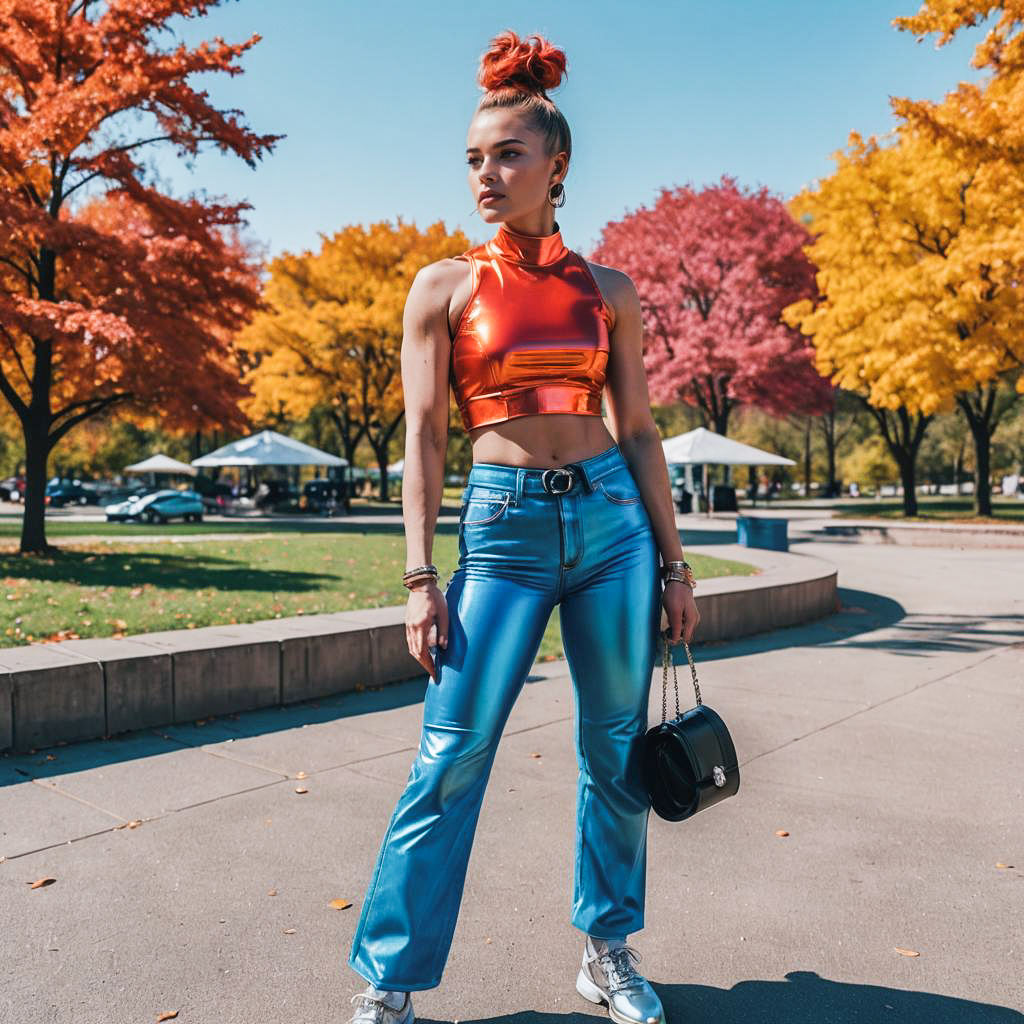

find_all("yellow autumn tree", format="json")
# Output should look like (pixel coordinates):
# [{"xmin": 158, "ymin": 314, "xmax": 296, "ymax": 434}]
[
  {"xmin": 237, "ymin": 219, "xmax": 470, "ymax": 501},
  {"xmin": 891, "ymin": 1, "xmax": 1024, "ymax": 164},
  {"xmin": 783, "ymin": 126, "xmax": 1024, "ymax": 516}
]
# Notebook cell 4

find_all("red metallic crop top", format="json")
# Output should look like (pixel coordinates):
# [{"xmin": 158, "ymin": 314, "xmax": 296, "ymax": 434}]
[{"xmin": 449, "ymin": 220, "xmax": 614, "ymax": 432}]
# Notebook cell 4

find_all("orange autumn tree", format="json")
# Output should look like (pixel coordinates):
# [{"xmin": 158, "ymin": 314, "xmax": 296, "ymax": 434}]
[
  {"xmin": 784, "ymin": 127, "xmax": 1024, "ymax": 516},
  {"xmin": 237, "ymin": 219, "xmax": 470, "ymax": 501},
  {"xmin": 0, "ymin": 0, "xmax": 280, "ymax": 553},
  {"xmin": 891, "ymin": 1, "xmax": 1024, "ymax": 163}
]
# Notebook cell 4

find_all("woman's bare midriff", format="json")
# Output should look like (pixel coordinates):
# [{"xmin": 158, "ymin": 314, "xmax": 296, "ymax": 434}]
[{"xmin": 466, "ymin": 413, "xmax": 618, "ymax": 469}]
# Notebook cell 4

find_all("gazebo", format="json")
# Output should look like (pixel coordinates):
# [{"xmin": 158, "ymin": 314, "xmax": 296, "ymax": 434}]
[
  {"xmin": 191, "ymin": 429, "xmax": 347, "ymax": 469},
  {"xmin": 661, "ymin": 427, "xmax": 795, "ymax": 517},
  {"xmin": 123, "ymin": 453, "xmax": 198, "ymax": 477},
  {"xmin": 191, "ymin": 430, "xmax": 349, "ymax": 509}
]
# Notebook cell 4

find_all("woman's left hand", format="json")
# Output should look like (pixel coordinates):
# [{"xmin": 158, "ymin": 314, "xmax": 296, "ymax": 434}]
[{"xmin": 662, "ymin": 579, "xmax": 700, "ymax": 644}]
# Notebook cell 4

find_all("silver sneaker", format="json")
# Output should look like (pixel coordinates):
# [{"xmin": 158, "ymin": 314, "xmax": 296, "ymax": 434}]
[
  {"xmin": 347, "ymin": 985, "xmax": 414, "ymax": 1024},
  {"xmin": 576, "ymin": 937, "xmax": 666, "ymax": 1024}
]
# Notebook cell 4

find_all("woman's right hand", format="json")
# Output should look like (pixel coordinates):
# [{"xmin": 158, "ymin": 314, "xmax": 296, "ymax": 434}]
[{"xmin": 405, "ymin": 580, "xmax": 449, "ymax": 683}]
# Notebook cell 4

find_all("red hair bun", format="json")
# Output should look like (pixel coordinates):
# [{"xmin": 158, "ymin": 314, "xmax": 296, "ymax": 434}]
[{"xmin": 477, "ymin": 30, "xmax": 567, "ymax": 95}]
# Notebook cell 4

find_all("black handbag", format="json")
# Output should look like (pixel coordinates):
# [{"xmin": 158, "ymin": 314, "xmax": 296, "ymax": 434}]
[{"xmin": 641, "ymin": 630, "xmax": 740, "ymax": 821}]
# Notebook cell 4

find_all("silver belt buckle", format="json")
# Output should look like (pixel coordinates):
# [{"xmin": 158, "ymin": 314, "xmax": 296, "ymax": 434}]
[{"xmin": 542, "ymin": 467, "xmax": 576, "ymax": 494}]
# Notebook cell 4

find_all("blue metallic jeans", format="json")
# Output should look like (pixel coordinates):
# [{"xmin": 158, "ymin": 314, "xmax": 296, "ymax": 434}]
[{"xmin": 348, "ymin": 442, "xmax": 662, "ymax": 990}]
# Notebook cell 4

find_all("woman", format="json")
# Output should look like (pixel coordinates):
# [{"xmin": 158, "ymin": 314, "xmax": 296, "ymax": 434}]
[{"xmin": 347, "ymin": 30, "xmax": 699, "ymax": 1024}]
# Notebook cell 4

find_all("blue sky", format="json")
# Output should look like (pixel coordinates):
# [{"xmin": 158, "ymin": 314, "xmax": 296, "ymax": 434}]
[{"xmin": 155, "ymin": 0, "xmax": 986, "ymax": 262}]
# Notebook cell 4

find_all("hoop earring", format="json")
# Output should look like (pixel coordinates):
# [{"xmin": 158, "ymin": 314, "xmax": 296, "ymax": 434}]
[{"xmin": 548, "ymin": 182, "xmax": 566, "ymax": 208}]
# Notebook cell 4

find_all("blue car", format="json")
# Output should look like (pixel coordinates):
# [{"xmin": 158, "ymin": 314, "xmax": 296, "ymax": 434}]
[
  {"xmin": 45, "ymin": 481, "xmax": 91, "ymax": 507},
  {"xmin": 105, "ymin": 489, "xmax": 204, "ymax": 524}
]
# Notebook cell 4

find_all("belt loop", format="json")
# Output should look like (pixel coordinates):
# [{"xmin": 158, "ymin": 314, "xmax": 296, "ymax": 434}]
[
  {"xmin": 515, "ymin": 467, "xmax": 524, "ymax": 506},
  {"xmin": 566, "ymin": 461, "xmax": 594, "ymax": 493}
]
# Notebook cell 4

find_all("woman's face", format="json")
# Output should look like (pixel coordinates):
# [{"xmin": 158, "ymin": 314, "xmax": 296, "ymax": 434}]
[{"xmin": 466, "ymin": 108, "xmax": 566, "ymax": 226}]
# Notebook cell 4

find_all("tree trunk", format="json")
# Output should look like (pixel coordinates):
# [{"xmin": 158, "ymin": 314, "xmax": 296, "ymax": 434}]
[
  {"xmin": 894, "ymin": 450, "xmax": 920, "ymax": 517},
  {"xmin": 803, "ymin": 415, "xmax": 812, "ymax": 498},
  {"xmin": 820, "ymin": 408, "xmax": 838, "ymax": 496},
  {"xmin": 692, "ymin": 376, "xmax": 732, "ymax": 438},
  {"xmin": 371, "ymin": 443, "xmax": 390, "ymax": 502},
  {"xmin": 861, "ymin": 399, "xmax": 931, "ymax": 518},
  {"xmin": 969, "ymin": 419, "xmax": 992, "ymax": 516},
  {"xmin": 956, "ymin": 382, "xmax": 1018, "ymax": 518},
  {"xmin": 20, "ymin": 415, "xmax": 53, "ymax": 554}
]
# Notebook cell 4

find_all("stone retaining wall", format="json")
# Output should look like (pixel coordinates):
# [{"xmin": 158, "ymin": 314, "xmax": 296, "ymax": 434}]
[{"xmin": 0, "ymin": 547, "xmax": 837, "ymax": 754}]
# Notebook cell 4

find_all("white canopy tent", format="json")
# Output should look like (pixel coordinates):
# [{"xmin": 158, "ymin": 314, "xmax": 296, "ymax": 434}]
[
  {"xmin": 123, "ymin": 453, "xmax": 197, "ymax": 477},
  {"xmin": 661, "ymin": 427, "xmax": 795, "ymax": 517},
  {"xmin": 191, "ymin": 430, "xmax": 347, "ymax": 469}
]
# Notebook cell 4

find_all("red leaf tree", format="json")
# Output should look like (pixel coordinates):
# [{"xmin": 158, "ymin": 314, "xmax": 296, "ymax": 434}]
[
  {"xmin": 591, "ymin": 175, "xmax": 832, "ymax": 436},
  {"xmin": 0, "ymin": 0, "xmax": 282, "ymax": 553}
]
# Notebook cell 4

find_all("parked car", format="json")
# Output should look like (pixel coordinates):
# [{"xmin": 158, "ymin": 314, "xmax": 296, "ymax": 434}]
[
  {"xmin": 0, "ymin": 476, "xmax": 25, "ymax": 502},
  {"xmin": 45, "ymin": 480, "xmax": 91, "ymax": 507},
  {"xmin": 105, "ymin": 488, "xmax": 204, "ymax": 523}
]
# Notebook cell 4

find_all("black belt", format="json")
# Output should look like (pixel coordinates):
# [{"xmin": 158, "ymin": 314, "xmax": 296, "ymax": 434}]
[{"xmin": 540, "ymin": 466, "xmax": 579, "ymax": 494}]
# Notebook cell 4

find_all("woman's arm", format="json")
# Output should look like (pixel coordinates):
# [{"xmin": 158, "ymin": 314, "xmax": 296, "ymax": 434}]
[
  {"xmin": 399, "ymin": 260, "xmax": 458, "ymax": 679},
  {"xmin": 598, "ymin": 266, "xmax": 685, "ymax": 566},
  {"xmin": 595, "ymin": 264, "xmax": 700, "ymax": 643}
]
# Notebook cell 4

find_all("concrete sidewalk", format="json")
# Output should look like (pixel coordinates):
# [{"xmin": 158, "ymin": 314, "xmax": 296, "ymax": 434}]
[{"xmin": 1, "ymin": 535, "xmax": 1022, "ymax": 1023}]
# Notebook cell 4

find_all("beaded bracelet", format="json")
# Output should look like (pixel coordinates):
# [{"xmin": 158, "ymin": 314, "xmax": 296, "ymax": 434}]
[{"xmin": 402, "ymin": 563, "xmax": 439, "ymax": 590}]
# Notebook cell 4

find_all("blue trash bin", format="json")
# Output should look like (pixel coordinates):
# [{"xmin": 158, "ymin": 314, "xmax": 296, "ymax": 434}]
[{"xmin": 736, "ymin": 515, "xmax": 789, "ymax": 551}]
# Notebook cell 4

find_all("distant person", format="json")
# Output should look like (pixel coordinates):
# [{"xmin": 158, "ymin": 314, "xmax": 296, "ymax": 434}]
[{"xmin": 345, "ymin": 30, "xmax": 699, "ymax": 1024}]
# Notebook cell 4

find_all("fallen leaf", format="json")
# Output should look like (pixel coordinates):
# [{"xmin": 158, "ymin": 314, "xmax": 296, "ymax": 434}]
[
  {"xmin": 329, "ymin": 899, "xmax": 353, "ymax": 910},
  {"xmin": 529, "ymin": 752, "xmax": 542, "ymax": 759},
  {"xmin": 283, "ymin": 927, "xmax": 296, "ymax": 934},
  {"xmin": 296, "ymin": 771, "xmax": 308, "ymax": 780},
  {"xmin": 775, "ymin": 830, "xmax": 789, "ymax": 837},
  {"xmin": 995, "ymin": 862, "xmax": 1013, "ymax": 869},
  {"xmin": 894, "ymin": 947, "xmax": 920, "ymax": 957},
  {"xmin": 295, "ymin": 786, "xmax": 308, "ymax": 794},
  {"xmin": 268, "ymin": 889, "xmax": 278, "ymax": 896},
  {"xmin": 29, "ymin": 877, "xmax": 56, "ymax": 888},
  {"xmin": 157, "ymin": 1012, "xmax": 179, "ymax": 1022}
]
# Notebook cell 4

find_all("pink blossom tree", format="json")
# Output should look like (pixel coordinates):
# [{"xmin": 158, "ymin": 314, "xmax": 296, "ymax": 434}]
[{"xmin": 592, "ymin": 175, "xmax": 832, "ymax": 436}]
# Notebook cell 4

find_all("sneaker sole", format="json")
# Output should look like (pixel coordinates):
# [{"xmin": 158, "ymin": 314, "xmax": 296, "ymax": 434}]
[{"xmin": 575, "ymin": 968, "xmax": 665, "ymax": 1024}]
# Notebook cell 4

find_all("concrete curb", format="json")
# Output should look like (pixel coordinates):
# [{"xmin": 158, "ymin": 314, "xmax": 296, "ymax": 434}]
[
  {"xmin": 0, "ymin": 545, "xmax": 837, "ymax": 754},
  {"xmin": 814, "ymin": 519, "xmax": 1024, "ymax": 548}
]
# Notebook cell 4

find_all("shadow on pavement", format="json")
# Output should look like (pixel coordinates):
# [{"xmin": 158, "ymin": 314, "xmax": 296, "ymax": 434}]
[
  {"xmin": 421, "ymin": 970, "xmax": 1022, "ymax": 1023},
  {"xmin": 688, "ymin": 587, "xmax": 903, "ymax": 665}
]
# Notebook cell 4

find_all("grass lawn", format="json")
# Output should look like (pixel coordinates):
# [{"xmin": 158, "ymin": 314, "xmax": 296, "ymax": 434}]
[
  {"xmin": 0, "ymin": 525, "xmax": 757, "ymax": 659},
  {"xmin": 829, "ymin": 496, "xmax": 1024, "ymax": 522}
]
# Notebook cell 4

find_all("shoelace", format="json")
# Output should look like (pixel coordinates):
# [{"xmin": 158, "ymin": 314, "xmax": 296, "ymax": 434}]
[
  {"xmin": 594, "ymin": 943, "xmax": 644, "ymax": 992},
  {"xmin": 348, "ymin": 992, "xmax": 406, "ymax": 1023}
]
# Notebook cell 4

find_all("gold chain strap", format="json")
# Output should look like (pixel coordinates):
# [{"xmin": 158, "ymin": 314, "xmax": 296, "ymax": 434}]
[{"xmin": 660, "ymin": 631, "xmax": 702, "ymax": 724}]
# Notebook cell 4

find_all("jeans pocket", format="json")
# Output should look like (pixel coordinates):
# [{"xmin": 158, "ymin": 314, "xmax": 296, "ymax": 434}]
[
  {"xmin": 460, "ymin": 488, "xmax": 513, "ymax": 527},
  {"xmin": 596, "ymin": 467, "xmax": 642, "ymax": 505}
]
